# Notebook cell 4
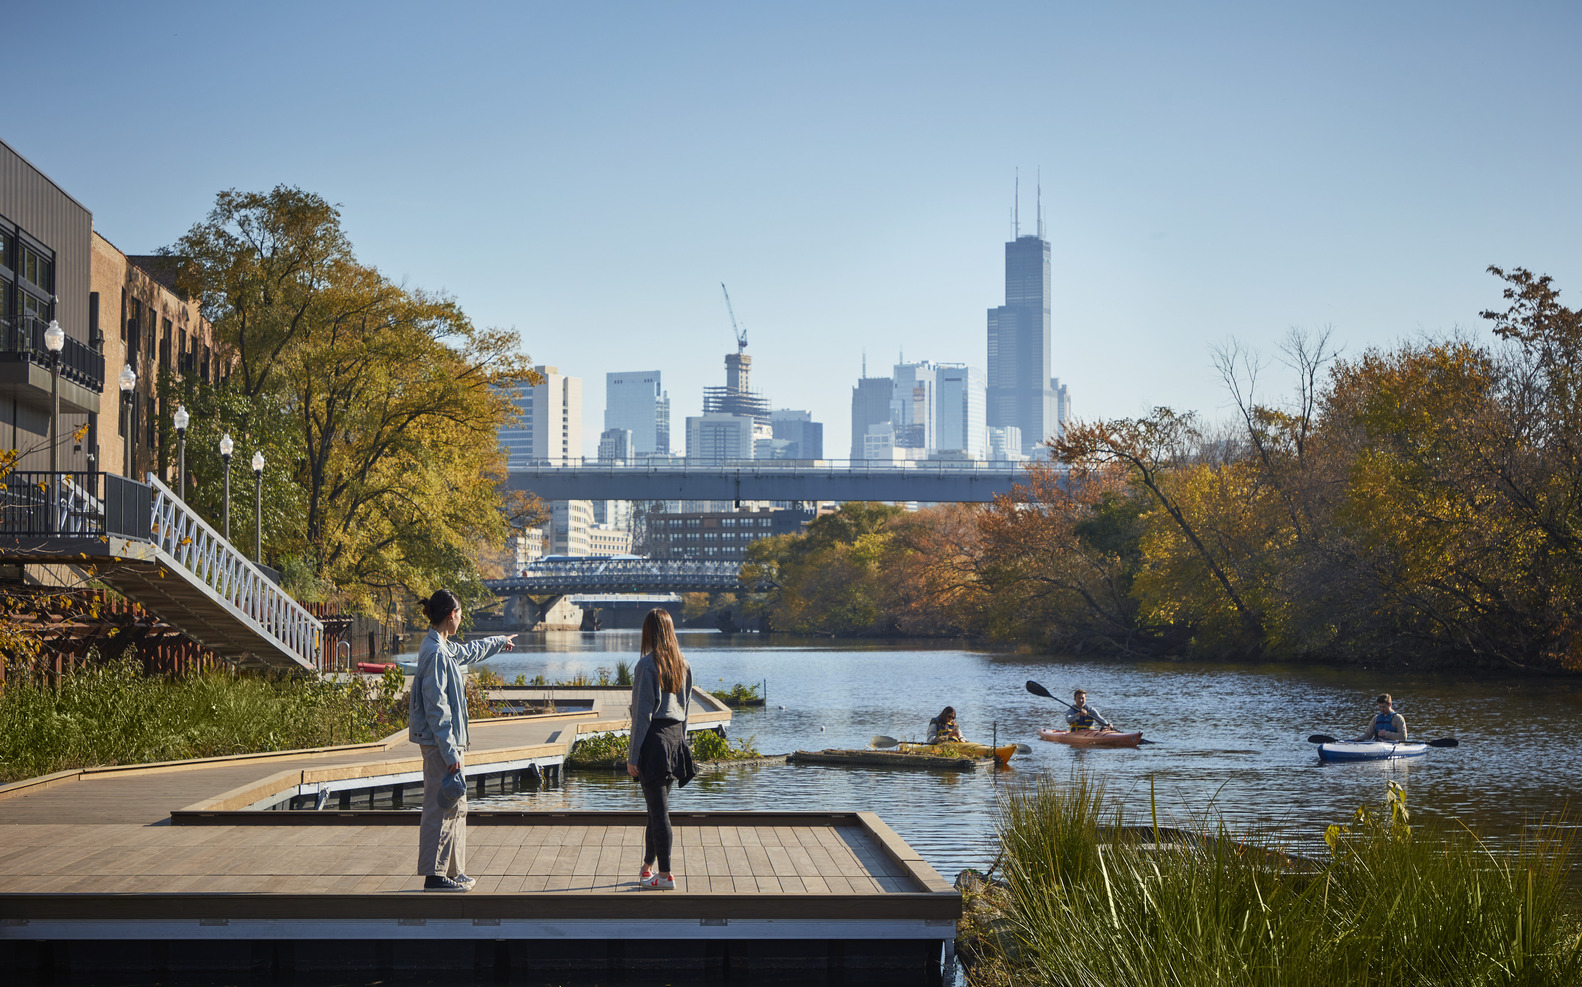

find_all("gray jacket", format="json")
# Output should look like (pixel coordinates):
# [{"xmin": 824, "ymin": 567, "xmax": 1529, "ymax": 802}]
[
  {"xmin": 627, "ymin": 651, "xmax": 692, "ymax": 767},
  {"xmin": 408, "ymin": 628, "xmax": 511, "ymax": 766}
]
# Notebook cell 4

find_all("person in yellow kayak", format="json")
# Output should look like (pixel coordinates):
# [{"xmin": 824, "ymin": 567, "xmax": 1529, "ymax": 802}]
[
  {"xmin": 1066, "ymin": 689, "xmax": 1117, "ymax": 732},
  {"xmin": 927, "ymin": 706, "xmax": 964, "ymax": 744},
  {"xmin": 1353, "ymin": 693, "xmax": 1408, "ymax": 742}
]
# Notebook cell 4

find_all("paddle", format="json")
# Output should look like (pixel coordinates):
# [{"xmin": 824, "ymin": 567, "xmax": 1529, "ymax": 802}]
[
  {"xmin": 1307, "ymin": 734, "xmax": 1459, "ymax": 748},
  {"xmin": 1025, "ymin": 680, "xmax": 1160, "ymax": 744},
  {"xmin": 871, "ymin": 735, "xmax": 1033, "ymax": 755}
]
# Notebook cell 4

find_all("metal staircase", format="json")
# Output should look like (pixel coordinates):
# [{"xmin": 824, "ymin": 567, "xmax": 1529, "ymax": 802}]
[{"xmin": 1, "ymin": 471, "xmax": 322, "ymax": 672}]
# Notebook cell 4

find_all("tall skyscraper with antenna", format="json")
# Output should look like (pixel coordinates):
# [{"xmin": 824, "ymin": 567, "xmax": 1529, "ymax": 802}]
[{"xmin": 986, "ymin": 172, "xmax": 1056, "ymax": 455}]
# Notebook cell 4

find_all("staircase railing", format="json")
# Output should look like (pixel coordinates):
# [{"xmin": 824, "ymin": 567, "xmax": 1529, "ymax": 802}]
[{"xmin": 146, "ymin": 475, "xmax": 323, "ymax": 670}]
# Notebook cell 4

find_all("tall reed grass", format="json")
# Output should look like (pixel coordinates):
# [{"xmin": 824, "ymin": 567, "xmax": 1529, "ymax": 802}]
[
  {"xmin": 0, "ymin": 658, "xmax": 406, "ymax": 782},
  {"xmin": 973, "ymin": 774, "xmax": 1581, "ymax": 987}
]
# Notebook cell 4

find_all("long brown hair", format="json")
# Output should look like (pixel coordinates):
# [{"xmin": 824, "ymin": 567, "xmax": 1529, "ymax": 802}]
[{"xmin": 640, "ymin": 608, "xmax": 687, "ymax": 694}]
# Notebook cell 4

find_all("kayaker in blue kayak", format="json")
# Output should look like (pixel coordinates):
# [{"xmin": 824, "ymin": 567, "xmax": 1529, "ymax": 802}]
[
  {"xmin": 1354, "ymin": 694, "xmax": 1408, "ymax": 742},
  {"xmin": 1067, "ymin": 689, "xmax": 1118, "ymax": 732}
]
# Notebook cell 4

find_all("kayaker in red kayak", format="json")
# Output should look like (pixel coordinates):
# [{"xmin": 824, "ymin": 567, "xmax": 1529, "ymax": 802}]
[
  {"xmin": 927, "ymin": 706, "xmax": 964, "ymax": 743},
  {"xmin": 1353, "ymin": 694, "xmax": 1408, "ymax": 742},
  {"xmin": 1066, "ymin": 689, "xmax": 1119, "ymax": 732}
]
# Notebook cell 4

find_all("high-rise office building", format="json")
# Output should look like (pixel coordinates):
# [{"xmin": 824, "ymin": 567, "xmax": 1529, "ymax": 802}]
[
  {"xmin": 597, "ymin": 427, "xmax": 633, "ymax": 463},
  {"xmin": 1052, "ymin": 377, "xmax": 1072, "ymax": 441},
  {"xmin": 850, "ymin": 375, "xmax": 894, "ymax": 461},
  {"xmin": 604, "ymin": 370, "xmax": 669, "ymax": 456},
  {"xmin": 768, "ymin": 409, "xmax": 823, "ymax": 460},
  {"xmin": 987, "ymin": 194, "xmax": 1057, "ymax": 456},
  {"xmin": 891, "ymin": 361, "xmax": 938, "ymax": 451},
  {"xmin": 499, "ymin": 365, "xmax": 582, "ymax": 467},
  {"xmin": 686, "ymin": 413, "xmax": 757, "ymax": 464},
  {"xmin": 936, "ymin": 364, "xmax": 987, "ymax": 458}
]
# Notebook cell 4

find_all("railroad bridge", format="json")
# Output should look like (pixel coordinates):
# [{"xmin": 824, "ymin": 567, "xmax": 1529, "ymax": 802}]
[{"xmin": 483, "ymin": 557, "xmax": 755, "ymax": 626}]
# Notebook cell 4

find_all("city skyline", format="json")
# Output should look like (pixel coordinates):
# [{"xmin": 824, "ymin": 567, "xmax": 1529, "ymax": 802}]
[{"xmin": 10, "ymin": 2, "xmax": 1580, "ymax": 460}]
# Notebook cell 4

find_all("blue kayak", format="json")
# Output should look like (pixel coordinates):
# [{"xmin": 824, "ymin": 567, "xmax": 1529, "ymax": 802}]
[{"xmin": 1317, "ymin": 740, "xmax": 1429, "ymax": 762}]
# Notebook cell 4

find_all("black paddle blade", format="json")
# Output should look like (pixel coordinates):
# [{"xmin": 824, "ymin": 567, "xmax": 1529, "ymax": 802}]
[
  {"xmin": 1427, "ymin": 737, "xmax": 1459, "ymax": 748},
  {"xmin": 1025, "ymin": 680, "xmax": 1054, "ymax": 699},
  {"xmin": 1307, "ymin": 734, "xmax": 1338, "ymax": 744}
]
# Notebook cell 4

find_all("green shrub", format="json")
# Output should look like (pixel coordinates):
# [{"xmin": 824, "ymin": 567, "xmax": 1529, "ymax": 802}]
[
  {"xmin": 981, "ymin": 775, "xmax": 1582, "ymax": 987},
  {"xmin": 691, "ymin": 728, "xmax": 760, "ymax": 760},
  {"xmin": 0, "ymin": 657, "xmax": 408, "ymax": 782}
]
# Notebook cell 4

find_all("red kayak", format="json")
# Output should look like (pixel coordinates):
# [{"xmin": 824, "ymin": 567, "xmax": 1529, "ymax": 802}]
[
  {"xmin": 1038, "ymin": 728, "xmax": 1143, "ymax": 748},
  {"xmin": 356, "ymin": 662, "xmax": 396, "ymax": 674}
]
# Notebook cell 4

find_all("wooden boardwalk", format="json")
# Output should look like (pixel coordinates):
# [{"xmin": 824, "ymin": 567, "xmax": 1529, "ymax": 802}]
[{"xmin": 0, "ymin": 690, "xmax": 959, "ymax": 982}]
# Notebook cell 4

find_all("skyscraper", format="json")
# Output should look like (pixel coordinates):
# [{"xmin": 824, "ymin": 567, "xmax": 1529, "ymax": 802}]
[
  {"xmin": 891, "ymin": 361, "xmax": 938, "ymax": 451},
  {"xmin": 936, "ymin": 364, "xmax": 987, "ymax": 458},
  {"xmin": 987, "ymin": 191, "xmax": 1057, "ymax": 456},
  {"xmin": 604, "ymin": 370, "xmax": 669, "ymax": 456},
  {"xmin": 850, "ymin": 375, "xmax": 894, "ymax": 461},
  {"xmin": 499, "ymin": 365, "xmax": 582, "ymax": 467}
]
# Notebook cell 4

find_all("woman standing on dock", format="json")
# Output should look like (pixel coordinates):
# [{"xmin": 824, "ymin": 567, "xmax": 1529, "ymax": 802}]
[
  {"xmin": 627, "ymin": 608, "xmax": 695, "ymax": 891},
  {"xmin": 409, "ymin": 589, "xmax": 516, "ymax": 892}
]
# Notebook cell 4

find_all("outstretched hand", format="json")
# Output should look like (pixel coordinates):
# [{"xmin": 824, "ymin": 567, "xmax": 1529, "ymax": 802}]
[{"xmin": 501, "ymin": 634, "xmax": 518, "ymax": 652}]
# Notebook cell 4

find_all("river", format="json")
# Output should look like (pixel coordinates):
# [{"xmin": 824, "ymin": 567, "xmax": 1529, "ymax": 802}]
[{"xmin": 460, "ymin": 630, "xmax": 1582, "ymax": 883}]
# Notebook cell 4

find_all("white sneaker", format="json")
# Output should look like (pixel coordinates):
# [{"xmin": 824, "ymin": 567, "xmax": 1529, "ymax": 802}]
[{"xmin": 639, "ymin": 873, "xmax": 675, "ymax": 891}]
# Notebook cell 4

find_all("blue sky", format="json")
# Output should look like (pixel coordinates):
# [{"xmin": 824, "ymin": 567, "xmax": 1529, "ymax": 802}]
[{"xmin": 13, "ymin": 1, "xmax": 1581, "ymax": 457}]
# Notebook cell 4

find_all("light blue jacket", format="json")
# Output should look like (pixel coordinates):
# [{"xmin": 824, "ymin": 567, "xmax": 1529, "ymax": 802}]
[{"xmin": 408, "ymin": 628, "xmax": 511, "ymax": 766}]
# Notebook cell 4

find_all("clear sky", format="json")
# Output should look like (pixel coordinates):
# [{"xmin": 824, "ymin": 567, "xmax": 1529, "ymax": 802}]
[{"xmin": 13, "ymin": 1, "xmax": 1581, "ymax": 457}]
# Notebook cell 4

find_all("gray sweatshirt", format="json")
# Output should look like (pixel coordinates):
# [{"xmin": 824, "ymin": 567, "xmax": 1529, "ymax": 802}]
[{"xmin": 627, "ymin": 651, "xmax": 692, "ymax": 767}]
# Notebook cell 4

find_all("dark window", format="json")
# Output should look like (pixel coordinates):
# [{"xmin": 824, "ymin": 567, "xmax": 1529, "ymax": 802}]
[
  {"xmin": 0, "ymin": 227, "xmax": 11, "ymax": 272},
  {"xmin": 89, "ymin": 292, "xmax": 100, "ymax": 345},
  {"xmin": 18, "ymin": 242, "xmax": 52, "ymax": 292},
  {"xmin": 126, "ymin": 298, "xmax": 140, "ymax": 360},
  {"xmin": 160, "ymin": 319, "xmax": 172, "ymax": 371}
]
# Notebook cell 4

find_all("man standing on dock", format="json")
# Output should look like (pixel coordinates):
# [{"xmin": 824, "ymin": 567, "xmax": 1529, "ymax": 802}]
[{"xmin": 409, "ymin": 589, "xmax": 516, "ymax": 892}]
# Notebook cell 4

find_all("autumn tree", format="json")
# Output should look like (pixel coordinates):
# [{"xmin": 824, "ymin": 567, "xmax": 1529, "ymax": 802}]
[{"xmin": 163, "ymin": 187, "xmax": 539, "ymax": 612}]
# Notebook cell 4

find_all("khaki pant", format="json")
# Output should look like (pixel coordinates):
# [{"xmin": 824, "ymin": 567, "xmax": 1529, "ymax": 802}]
[{"xmin": 416, "ymin": 745, "xmax": 466, "ymax": 878}]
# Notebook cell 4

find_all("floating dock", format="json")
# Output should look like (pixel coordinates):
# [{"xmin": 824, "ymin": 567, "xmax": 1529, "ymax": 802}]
[{"xmin": 0, "ymin": 688, "xmax": 959, "ymax": 983}]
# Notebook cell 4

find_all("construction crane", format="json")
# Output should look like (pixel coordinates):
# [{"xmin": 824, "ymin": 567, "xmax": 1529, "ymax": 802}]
[{"xmin": 720, "ymin": 282, "xmax": 748, "ymax": 354}]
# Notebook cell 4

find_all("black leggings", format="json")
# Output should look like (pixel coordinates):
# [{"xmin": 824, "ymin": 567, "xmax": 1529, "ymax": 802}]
[{"xmin": 640, "ymin": 778, "xmax": 673, "ymax": 872}]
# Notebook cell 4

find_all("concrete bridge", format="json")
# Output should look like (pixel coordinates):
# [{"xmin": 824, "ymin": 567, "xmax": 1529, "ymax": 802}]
[{"xmin": 506, "ymin": 459, "xmax": 1037, "ymax": 503}]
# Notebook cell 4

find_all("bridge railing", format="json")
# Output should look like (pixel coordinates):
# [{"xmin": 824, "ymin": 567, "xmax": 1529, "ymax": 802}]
[
  {"xmin": 485, "ymin": 557, "xmax": 749, "ymax": 594},
  {"xmin": 147, "ymin": 475, "xmax": 324, "ymax": 670},
  {"xmin": 508, "ymin": 457, "xmax": 1044, "ymax": 475}
]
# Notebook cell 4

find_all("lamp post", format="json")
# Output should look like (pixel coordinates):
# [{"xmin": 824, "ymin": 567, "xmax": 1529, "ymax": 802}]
[
  {"xmin": 252, "ymin": 451, "xmax": 264, "ymax": 563},
  {"xmin": 44, "ymin": 321, "xmax": 64, "ymax": 531},
  {"xmin": 118, "ymin": 364, "xmax": 137, "ymax": 479},
  {"xmin": 220, "ymin": 433, "xmax": 234, "ymax": 541},
  {"xmin": 173, "ymin": 405, "xmax": 189, "ymax": 500}
]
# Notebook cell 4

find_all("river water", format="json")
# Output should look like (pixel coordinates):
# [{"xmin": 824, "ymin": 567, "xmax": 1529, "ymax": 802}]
[{"xmin": 463, "ymin": 630, "xmax": 1582, "ymax": 882}]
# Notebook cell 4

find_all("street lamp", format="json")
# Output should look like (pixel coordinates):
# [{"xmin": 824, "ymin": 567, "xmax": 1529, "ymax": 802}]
[
  {"xmin": 252, "ymin": 451, "xmax": 265, "ymax": 563},
  {"xmin": 220, "ymin": 432, "xmax": 234, "ymax": 541},
  {"xmin": 173, "ymin": 405, "xmax": 189, "ymax": 500},
  {"xmin": 44, "ymin": 321, "xmax": 64, "ymax": 531},
  {"xmin": 118, "ymin": 364, "xmax": 137, "ymax": 479}
]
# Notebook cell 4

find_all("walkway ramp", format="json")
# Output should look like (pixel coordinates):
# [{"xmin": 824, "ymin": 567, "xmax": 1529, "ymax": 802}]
[{"xmin": 0, "ymin": 470, "xmax": 321, "ymax": 672}]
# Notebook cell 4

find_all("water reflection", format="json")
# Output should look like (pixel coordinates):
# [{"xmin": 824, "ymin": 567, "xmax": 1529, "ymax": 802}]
[{"xmin": 470, "ymin": 631, "xmax": 1582, "ymax": 879}]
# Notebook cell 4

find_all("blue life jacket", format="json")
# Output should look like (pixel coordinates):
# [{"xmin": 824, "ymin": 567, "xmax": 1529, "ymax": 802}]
[
  {"xmin": 1373, "ymin": 710, "xmax": 1398, "ymax": 735},
  {"xmin": 1070, "ymin": 707, "xmax": 1097, "ymax": 729}
]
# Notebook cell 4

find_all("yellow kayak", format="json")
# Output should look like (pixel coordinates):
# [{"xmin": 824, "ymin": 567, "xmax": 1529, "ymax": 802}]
[{"xmin": 898, "ymin": 741, "xmax": 1018, "ymax": 766}]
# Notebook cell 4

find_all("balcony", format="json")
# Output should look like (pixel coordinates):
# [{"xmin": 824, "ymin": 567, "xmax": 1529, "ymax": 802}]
[{"xmin": 0, "ymin": 314, "xmax": 105, "ymax": 415}]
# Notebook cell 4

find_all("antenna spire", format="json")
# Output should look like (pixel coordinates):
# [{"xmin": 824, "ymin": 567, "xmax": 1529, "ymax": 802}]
[{"xmin": 1014, "ymin": 168, "xmax": 1020, "ymax": 238}]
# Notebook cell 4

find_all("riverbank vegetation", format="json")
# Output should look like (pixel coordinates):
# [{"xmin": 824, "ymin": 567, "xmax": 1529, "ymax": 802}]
[
  {"xmin": 740, "ymin": 268, "xmax": 1582, "ymax": 670},
  {"xmin": 960, "ymin": 775, "xmax": 1581, "ymax": 987},
  {"xmin": 566, "ymin": 729, "xmax": 762, "ymax": 768},
  {"xmin": 0, "ymin": 658, "xmax": 406, "ymax": 783}
]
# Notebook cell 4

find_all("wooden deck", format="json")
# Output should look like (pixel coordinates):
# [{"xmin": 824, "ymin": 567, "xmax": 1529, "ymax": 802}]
[{"xmin": 0, "ymin": 693, "xmax": 959, "ymax": 982}]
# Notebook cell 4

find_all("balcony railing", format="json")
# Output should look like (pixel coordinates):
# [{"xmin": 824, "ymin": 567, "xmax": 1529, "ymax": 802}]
[
  {"xmin": 0, "ymin": 470, "xmax": 149, "ymax": 538},
  {"xmin": 0, "ymin": 315, "xmax": 107, "ymax": 391}
]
